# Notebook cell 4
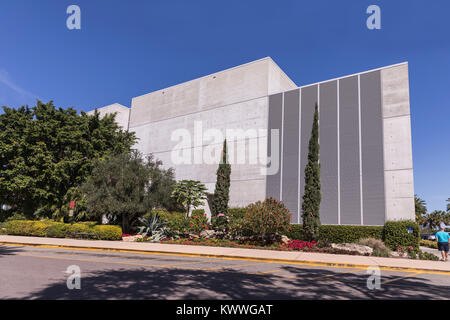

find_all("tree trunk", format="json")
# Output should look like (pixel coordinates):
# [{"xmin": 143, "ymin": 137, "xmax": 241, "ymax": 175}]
[{"xmin": 122, "ymin": 214, "xmax": 129, "ymax": 234}]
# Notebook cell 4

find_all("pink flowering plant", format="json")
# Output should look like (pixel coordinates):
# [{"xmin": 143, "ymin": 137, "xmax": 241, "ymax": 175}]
[{"xmin": 212, "ymin": 213, "xmax": 231, "ymax": 235}]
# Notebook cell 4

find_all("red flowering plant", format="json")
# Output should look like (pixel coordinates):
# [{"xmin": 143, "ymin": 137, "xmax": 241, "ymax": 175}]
[
  {"xmin": 286, "ymin": 240, "xmax": 316, "ymax": 251},
  {"xmin": 187, "ymin": 212, "xmax": 211, "ymax": 235},
  {"xmin": 243, "ymin": 198, "xmax": 292, "ymax": 244}
]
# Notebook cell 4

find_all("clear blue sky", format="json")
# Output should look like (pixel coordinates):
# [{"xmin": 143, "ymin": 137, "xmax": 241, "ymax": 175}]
[{"xmin": 0, "ymin": 0, "xmax": 448, "ymax": 212}]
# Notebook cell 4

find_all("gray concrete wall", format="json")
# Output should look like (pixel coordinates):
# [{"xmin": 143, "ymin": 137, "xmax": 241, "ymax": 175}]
[
  {"xmin": 128, "ymin": 57, "xmax": 296, "ymax": 215},
  {"xmin": 381, "ymin": 63, "xmax": 415, "ymax": 221},
  {"xmin": 86, "ymin": 103, "xmax": 130, "ymax": 130}
]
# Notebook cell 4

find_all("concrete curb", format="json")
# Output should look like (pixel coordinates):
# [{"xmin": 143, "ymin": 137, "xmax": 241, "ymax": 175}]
[{"xmin": 2, "ymin": 240, "xmax": 450, "ymax": 275}]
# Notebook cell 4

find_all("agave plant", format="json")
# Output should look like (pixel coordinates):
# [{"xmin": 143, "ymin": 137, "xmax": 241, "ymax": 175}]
[{"xmin": 137, "ymin": 213, "xmax": 169, "ymax": 241}]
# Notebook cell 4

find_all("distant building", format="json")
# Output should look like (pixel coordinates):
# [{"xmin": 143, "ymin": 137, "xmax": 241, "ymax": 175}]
[{"xmin": 88, "ymin": 57, "xmax": 414, "ymax": 225}]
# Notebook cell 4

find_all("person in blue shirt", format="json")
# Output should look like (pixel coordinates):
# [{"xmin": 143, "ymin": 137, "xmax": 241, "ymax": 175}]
[{"xmin": 435, "ymin": 226, "xmax": 450, "ymax": 261}]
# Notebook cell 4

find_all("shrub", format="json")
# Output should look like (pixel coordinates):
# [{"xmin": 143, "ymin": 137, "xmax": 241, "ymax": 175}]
[
  {"xmin": 420, "ymin": 239, "xmax": 437, "ymax": 249},
  {"xmin": 383, "ymin": 220, "xmax": 420, "ymax": 250},
  {"xmin": 212, "ymin": 213, "xmax": 230, "ymax": 234},
  {"xmin": 5, "ymin": 213, "xmax": 26, "ymax": 222},
  {"xmin": 417, "ymin": 250, "xmax": 439, "ymax": 261},
  {"xmin": 244, "ymin": 198, "xmax": 291, "ymax": 241},
  {"xmin": 4, "ymin": 220, "xmax": 122, "ymax": 240},
  {"xmin": 92, "ymin": 225, "xmax": 122, "ymax": 240},
  {"xmin": 228, "ymin": 208, "xmax": 247, "ymax": 220},
  {"xmin": 286, "ymin": 224, "xmax": 384, "ymax": 243},
  {"xmin": 46, "ymin": 223, "xmax": 69, "ymax": 238},
  {"xmin": 188, "ymin": 213, "xmax": 210, "ymax": 235},
  {"xmin": 191, "ymin": 209, "xmax": 205, "ymax": 216},
  {"xmin": 358, "ymin": 238, "xmax": 391, "ymax": 257},
  {"xmin": 156, "ymin": 211, "xmax": 188, "ymax": 234}
]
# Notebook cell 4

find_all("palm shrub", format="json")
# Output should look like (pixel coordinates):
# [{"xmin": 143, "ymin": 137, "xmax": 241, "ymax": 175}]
[
  {"xmin": 211, "ymin": 139, "xmax": 231, "ymax": 217},
  {"xmin": 244, "ymin": 198, "xmax": 291, "ymax": 243},
  {"xmin": 171, "ymin": 180, "xmax": 208, "ymax": 218},
  {"xmin": 301, "ymin": 103, "xmax": 321, "ymax": 241}
]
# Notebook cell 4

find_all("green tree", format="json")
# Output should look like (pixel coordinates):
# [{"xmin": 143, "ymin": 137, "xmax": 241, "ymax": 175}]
[
  {"xmin": 301, "ymin": 103, "xmax": 321, "ymax": 241},
  {"xmin": 414, "ymin": 195, "xmax": 427, "ymax": 225},
  {"xmin": 0, "ymin": 101, "xmax": 136, "ymax": 218},
  {"xmin": 446, "ymin": 198, "xmax": 450, "ymax": 212},
  {"xmin": 424, "ymin": 210, "xmax": 446, "ymax": 230},
  {"xmin": 81, "ymin": 151, "xmax": 175, "ymax": 233},
  {"xmin": 211, "ymin": 139, "xmax": 231, "ymax": 217},
  {"xmin": 171, "ymin": 180, "xmax": 208, "ymax": 218}
]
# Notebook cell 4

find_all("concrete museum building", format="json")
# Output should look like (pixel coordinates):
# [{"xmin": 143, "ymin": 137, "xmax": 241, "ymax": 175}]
[{"xmin": 88, "ymin": 57, "xmax": 415, "ymax": 226}]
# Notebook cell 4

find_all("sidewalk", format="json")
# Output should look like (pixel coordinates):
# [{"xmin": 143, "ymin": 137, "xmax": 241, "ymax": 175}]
[{"xmin": 1, "ymin": 235, "xmax": 449, "ymax": 273}]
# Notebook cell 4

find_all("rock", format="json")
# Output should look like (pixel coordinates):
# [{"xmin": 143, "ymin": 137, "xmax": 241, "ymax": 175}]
[
  {"xmin": 281, "ymin": 235, "xmax": 290, "ymax": 245},
  {"xmin": 188, "ymin": 233, "xmax": 200, "ymax": 239},
  {"xmin": 331, "ymin": 243, "xmax": 373, "ymax": 255},
  {"xmin": 122, "ymin": 235, "xmax": 143, "ymax": 242},
  {"xmin": 200, "ymin": 230, "xmax": 216, "ymax": 239}
]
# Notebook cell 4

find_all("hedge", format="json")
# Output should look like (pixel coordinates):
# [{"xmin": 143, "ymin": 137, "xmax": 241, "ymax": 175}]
[
  {"xmin": 383, "ymin": 220, "xmax": 420, "ymax": 250},
  {"xmin": 4, "ymin": 220, "xmax": 122, "ymax": 240},
  {"xmin": 285, "ymin": 220, "xmax": 420, "ymax": 249},
  {"xmin": 420, "ymin": 239, "xmax": 437, "ymax": 249},
  {"xmin": 286, "ymin": 224, "xmax": 384, "ymax": 243}
]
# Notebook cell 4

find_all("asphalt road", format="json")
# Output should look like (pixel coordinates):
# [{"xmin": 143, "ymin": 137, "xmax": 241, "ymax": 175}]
[{"xmin": 0, "ymin": 244, "xmax": 449, "ymax": 300}]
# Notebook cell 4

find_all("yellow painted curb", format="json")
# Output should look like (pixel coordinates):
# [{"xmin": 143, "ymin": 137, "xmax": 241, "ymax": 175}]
[{"xmin": 1, "ymin": 241, "xmax": 449, "ymax": 275}]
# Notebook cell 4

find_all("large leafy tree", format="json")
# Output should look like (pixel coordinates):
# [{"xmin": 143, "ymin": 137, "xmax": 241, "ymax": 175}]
[
  {"xmin": 0, "ymin": 101, "xmax": 135, "ymax": 218},
  {"xmin": 211, "ymin": 139, "xmax": 231, "ymax": 217},
  {"xmin": 447, "ymin": 198, "xmax": 450, "ymax": 212},
  {"xmin": 302, "ymin": 103, "xmax": 321, "ymax": 241},
  {"xmin": 80, "ymin": 151, "xmax": 176, "ymax": 233},
  {"xmin": 171, "ymin": 180, "xmax": 208, "ymax": 218},
  {"xmin": 414, "ymin": 195, "xmax": 427, "ymax": 225}
]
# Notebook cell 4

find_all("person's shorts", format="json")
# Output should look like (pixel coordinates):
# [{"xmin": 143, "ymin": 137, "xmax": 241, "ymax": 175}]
[{"xmin": 438, "ymin": 242, "xmax": 449, "ymax": 252}]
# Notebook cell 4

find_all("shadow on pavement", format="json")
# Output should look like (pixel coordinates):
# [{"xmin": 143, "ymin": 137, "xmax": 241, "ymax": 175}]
[
  {"xmin": 23, "ymin": 264, "xmax": 450, "ymax": 300},
  {"xmin": 0, "ymin": 245, "xmax": 23, "ymax": 257}
]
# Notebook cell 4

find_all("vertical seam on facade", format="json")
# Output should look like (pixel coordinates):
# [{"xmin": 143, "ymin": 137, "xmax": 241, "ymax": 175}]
[
  {"xmin": 317, "ymin": 84, "xmax": 320, "ymax": 148},
  {"xmin": 337, "ymin": 80, "xmax": 341, "ymax": 225},
  {"xmin": 280, "ymin": 92, "xmax": 285, "ymax": 201},
  {"xmin": 380, "ymin": 70, "xmax": 388, "ymax": 223},
  {"xmin": 298, "ymin": 88, "xmax": 302, "ymax": 224},
  {"xmin": 358, "ymin": 75, "xmax": 364, "ymax": 225}
]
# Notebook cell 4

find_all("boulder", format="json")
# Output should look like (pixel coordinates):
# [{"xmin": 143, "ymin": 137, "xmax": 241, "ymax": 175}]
[
  {"xmin": 331, "ymin": 243, "xmax": 373, "ymax": 255},
  {"xmin": 281, "ymin": 235, "xmax": 290, "ymax": 245},
  {"xmin": 122, "ymin": 235, "xmax": 143, "ymax": 242},
  {"xmin": 200, "ymin": 230, "xmax": 216, "ymax": 239}
]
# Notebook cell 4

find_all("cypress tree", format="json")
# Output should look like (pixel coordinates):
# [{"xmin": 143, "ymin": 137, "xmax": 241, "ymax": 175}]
[
  {"xmin": 302, "ymin": 103, "xmax": 321, "ymax": 241},
  {"xmin": 211, "ymin": 139, "xmax": 231, "ymax": 217}
]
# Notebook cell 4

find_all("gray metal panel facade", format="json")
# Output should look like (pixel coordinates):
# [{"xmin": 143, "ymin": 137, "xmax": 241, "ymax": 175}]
[
  {"xmin": 267, "ymin": 70, "xmax": 386, "ymax": 226},
  {"xmin": 360, "ymin": 71, "xmax": 386, "ymax": 225},
  {"xmin": 319, "ymin": 81, "xmax": 339, "ymax": 224},
  {"xmin": 266, "ymin": 93, "xmax": 283, "ymax": 199},
  {"xmin": 339, "ymin": 76, "xmax": 361, "ymax": 225},
  {"xmin": 282, "ymin": 89, "xmax": 300, "ymax": 223}
]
